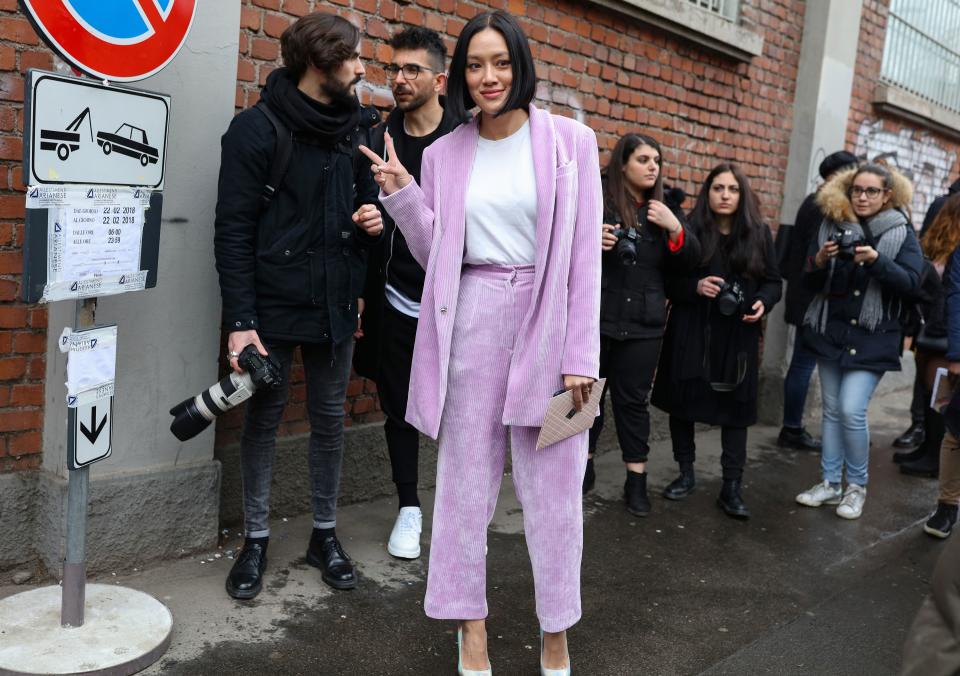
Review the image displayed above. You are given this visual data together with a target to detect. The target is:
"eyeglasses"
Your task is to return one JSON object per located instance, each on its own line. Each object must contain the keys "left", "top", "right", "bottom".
{"left": 384, "top": 63, "right": 436, "bottom": 81}
{"left": 849, "top": 186, "right": 887, "bottom": 198}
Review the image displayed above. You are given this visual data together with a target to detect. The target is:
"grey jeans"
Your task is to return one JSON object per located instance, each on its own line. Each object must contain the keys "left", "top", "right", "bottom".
{"left": 240, "top": 339, "right": 353, "bottom": 538}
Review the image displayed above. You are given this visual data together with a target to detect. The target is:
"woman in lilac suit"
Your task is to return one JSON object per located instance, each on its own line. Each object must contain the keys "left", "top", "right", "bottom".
{"left": 360, "top": 10, "right": 601, "bottom": 676}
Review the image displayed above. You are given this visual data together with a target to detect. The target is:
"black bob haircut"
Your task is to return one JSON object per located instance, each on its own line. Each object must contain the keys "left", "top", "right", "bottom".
{"left": 388, "top": 26, "right": 447, "bottom": 72}
{"left": 446, "top": 10, "right": 537, "bottom": 121}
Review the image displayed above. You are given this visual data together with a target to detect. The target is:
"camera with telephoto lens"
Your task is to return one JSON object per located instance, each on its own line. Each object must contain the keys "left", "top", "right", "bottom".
{"left": 828, "top": 228, "right": 865, "bottom": 260}
{"left": 715, "top": 281, "right": 745, "bottom": 317}
{"left": 169, "top": 344, "right": 282, "bottom": 441}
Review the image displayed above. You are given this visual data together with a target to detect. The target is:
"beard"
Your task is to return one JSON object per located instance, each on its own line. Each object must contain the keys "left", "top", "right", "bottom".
{"left": 393, "top": 84, "right": 432, "bottom": 113}
{"left": 320, "top": 74, "right": 361, "bottom": 109}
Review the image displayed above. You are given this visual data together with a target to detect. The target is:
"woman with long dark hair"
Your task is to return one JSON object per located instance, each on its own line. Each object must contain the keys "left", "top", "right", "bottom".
{"left": 795, "top": 163, "right": 922, "bottom": 519}
{"left": 651, "top": 163, "right": 782, "bottom": 519}
{"left": 361, "top": 10, "right": 601, "bottom": 675}
{"left": 584, "top": 133, "right": 700, "bottom": 519}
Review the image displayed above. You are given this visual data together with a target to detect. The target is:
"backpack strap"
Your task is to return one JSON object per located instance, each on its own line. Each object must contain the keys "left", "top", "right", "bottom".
{"left": 254, "top": 101, "right": 293, "bottom": 207}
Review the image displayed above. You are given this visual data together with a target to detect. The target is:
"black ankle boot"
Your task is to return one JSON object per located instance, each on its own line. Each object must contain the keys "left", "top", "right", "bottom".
{"left": 583, "top": 457, "right": 596, "bottom": 495}
{"left": 717, "top": 479, "right": 750, "bottom": 519}
{"left": 924, "top": 503, "right": 959, "bottom": 538}
{"left": 900, "top": 451, "right": 940, "bottom": 478}
{"left": 893, "top": 422, "right": 925, "bottom": 449}
{"left": 893, "top": 446, "right": 926, "bottom": 464}
{"left": 226, "top": 538, "right": 268, "bottom": 600}
{"left": 624, "top": 471, "right": 651, "bottom": 517}
{"left": 663, "top": 465, "right": 695, "bottom": 501}
{"left": 306, "top": 531, "right": 357, "bottom": 590}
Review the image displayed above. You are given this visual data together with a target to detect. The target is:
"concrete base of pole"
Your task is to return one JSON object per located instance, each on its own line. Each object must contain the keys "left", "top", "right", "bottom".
{"left": 0, "top": 584, "right": 172, "bottom": 675}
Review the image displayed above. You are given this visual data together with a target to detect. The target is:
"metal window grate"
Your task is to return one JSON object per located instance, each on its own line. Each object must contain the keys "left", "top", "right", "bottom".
{"left": 881, "top": 0, "right": 960, "bottom": 114}
{"left": 685, "top": 0, "right": 738, "bottom": 22}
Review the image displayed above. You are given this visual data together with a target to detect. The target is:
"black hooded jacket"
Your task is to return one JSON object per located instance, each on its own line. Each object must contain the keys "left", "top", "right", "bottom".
{"left": 214, "top": 68, "right": 380, "bottom": 345}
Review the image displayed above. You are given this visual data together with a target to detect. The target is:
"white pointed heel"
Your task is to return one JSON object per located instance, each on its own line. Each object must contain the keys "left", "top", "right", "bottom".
{"left": 457, "top": 627, "right": 492, "bottom": 676}
{"left": 540, "top": 629, "right": 571, "bottom": 676}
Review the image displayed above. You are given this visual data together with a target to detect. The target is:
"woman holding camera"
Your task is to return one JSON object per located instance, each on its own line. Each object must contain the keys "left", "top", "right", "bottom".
{"left": 361, "top": 10, "right": 601, "bottom": 675}
{"left": 584, "top": 133, "right": 700, "bottom": 518}
{"left": 795, "top": 163, "right": 922, "bottom": 519}
{"left": 651, "top": 163, "right": 781, "bottom": 519}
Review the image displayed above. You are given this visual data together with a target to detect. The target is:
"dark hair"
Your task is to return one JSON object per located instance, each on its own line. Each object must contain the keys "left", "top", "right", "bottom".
{"left": 447, "top": 10, "right": 536, "bottom": 121}
{"left": 854, "top": 162, "right": 894, "bottom": 190}
{"left": 690, "top": 163, "right": 766, "bottom": 279}
{"left": 389, "top": 26, "right": 447, "bottom": 72}
{"left": 281, "top": 12, "right": 360, "bottom": 81}
{"left": 602, "top": 133, "right": 664, "bottom": 231}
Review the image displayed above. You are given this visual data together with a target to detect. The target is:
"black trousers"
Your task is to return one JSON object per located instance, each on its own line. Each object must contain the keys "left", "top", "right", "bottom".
{"left": 669, "top": 415, "right": 747, "bottom": 481}
{"left": 377, "top": 302, "right": 420, "bottom": 490}
{"left": 588, "top": 335, "right": 662, "bottom": 463}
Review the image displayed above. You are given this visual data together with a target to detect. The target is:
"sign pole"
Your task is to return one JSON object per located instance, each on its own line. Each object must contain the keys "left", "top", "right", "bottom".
{"left": 61, "top": 299, "right": 95, "bottom": 627}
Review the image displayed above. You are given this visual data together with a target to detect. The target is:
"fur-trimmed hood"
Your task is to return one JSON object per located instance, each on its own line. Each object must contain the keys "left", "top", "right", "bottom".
{"left": 816, "top": 166, "right": 914, "bottom": 223}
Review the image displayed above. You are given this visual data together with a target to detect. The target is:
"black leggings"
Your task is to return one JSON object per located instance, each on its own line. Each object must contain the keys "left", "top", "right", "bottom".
{"left": 669, "top": 415, "right": 747, "bottom": 481}
{"left": 589, "top": 336, "right": 662, "bottom": 463}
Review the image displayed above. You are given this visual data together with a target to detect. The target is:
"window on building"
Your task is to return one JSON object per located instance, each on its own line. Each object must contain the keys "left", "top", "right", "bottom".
{"left": 881, "top": 0, "right": 960, "bottom": 114}
{"left": 685, "top": 0, "right": 739, "bottom": 22}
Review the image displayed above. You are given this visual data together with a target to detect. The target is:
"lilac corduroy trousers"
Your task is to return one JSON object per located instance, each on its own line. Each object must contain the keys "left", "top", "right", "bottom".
{"left": 424, "top": 264, "right": 588, "bottom": 633}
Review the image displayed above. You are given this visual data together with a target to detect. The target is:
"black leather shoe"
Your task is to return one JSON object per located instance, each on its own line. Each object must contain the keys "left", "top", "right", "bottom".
{"left": 717, "top": 479, "right": 751, "bottom": 520}
{"left": 582, "top": 457, "right": 596, "bottom": 495}
{"left": 893, "top": 422, "right": 925, "bottom": 449}
{"left": 777, "top": 426, "right": 821, "bottom": 451}
{"left": 893, "top": 446, "right": 926, "bottom": 464}
{"left": 307, "top": 534, "right": 357, "bottom": 590}
{"left": 225, "top": 542, "right": 267, "bottom": 600}
{"left": 924, "top": 503, "right": 959, "bottom": 538}
{"left": 900, "top": 453, "right": 939, "bottom": 478}
{"left": 624, "top": 471, "right": 651, "bottom": 517}
{"left": 662, "top": 468, "right": 695, "bottom": 501}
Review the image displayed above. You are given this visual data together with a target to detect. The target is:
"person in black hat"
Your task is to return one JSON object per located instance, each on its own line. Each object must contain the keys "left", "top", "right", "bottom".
{"left": 777, "top": 150, "right": 858, "bottom": 450}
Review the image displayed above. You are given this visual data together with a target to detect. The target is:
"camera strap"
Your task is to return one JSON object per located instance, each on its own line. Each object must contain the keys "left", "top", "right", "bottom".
{"left": 702, "top": 305, "right": 748, "bottom": 392}
{"left": 255, "top": 101, "right": 294, "bottom": 209}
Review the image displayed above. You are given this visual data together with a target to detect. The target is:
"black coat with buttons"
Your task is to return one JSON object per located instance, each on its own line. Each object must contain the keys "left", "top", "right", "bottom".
{"left": 214, "top": 103, "right": 380, "bottom": 345}
{"left": 599, "top": 199, "right": 700, "bottom": 340}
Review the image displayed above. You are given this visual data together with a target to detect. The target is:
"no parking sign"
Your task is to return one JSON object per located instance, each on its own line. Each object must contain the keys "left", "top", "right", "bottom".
{"left": 20, "top": 0, "right": 198, "bottom": 82}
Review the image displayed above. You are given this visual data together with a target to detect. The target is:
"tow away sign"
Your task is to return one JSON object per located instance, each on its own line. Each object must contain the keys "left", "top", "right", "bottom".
{"left": 24, "top": 70, "right": 170, "bottom": 188}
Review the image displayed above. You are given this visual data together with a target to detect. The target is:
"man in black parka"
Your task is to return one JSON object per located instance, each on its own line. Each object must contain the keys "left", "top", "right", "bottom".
{"left": 214, "top": 13, "right": 383, "bottom": 600}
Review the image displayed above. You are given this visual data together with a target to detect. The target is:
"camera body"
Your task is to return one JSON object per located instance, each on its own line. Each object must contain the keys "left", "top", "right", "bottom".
{"left": 169, "top": 345, "right": 282, "bottom": 442}
{"left": 829, "top": 228, "right": 865, "bottom": 260}
{"left": 611, "top": 224, "right": 639, "bottom": 265}
{"left": 715, "top": 281, "right": 745, "bottom": 317}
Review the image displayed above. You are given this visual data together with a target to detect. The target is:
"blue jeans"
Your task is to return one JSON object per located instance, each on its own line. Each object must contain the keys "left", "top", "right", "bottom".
{"left": 783, "top": 334, "right": 818, "bottom": 429}
{"left": 817, "top": 360, "right": 883, "bottom": 486}
{"left": 240, "top": 339, "right": 353, "bottom": 538}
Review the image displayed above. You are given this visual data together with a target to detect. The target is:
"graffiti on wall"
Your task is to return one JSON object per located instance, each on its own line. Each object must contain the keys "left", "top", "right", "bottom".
{"left": 855, "top": 119, "right": 957, "bottom": 220}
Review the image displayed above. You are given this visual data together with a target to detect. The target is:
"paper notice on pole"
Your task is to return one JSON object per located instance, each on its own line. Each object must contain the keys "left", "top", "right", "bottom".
{"left": 26, "top": 185, "right": 151, "bottom": 302}
{"left": 59, "top": 325, "right": 117, "bottom": 407}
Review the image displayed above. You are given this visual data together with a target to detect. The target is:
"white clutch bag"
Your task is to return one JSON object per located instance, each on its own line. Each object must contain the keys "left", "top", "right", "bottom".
{"left": 536, "top": 378, "right": 606, "bottom": 450}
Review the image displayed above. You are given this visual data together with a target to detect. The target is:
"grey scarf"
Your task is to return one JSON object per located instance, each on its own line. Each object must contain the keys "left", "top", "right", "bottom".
{"left": 803, "top": 208, "right": 909, "bottom": 333}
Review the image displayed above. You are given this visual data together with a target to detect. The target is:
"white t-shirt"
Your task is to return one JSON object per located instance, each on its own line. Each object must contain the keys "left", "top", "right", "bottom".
{"left": 463, "top": 121, "right": 538, "bottom": 266}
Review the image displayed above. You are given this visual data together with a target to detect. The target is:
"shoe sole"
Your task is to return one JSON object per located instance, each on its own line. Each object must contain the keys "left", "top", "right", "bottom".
{"left": 716, "top": 499, "right": 750, "bottom": 520}
{"left": 387, "top": 544, "right": 421, "bottom": 559}
{"left": 225, "top": 579, "right": 262, "bottom": 600}
{"left": 923, "top": 524, "right": 952, "bottom": 538}
{"left": 626, "top": 506, "right": 650, "bottom": 517}
{"left": 900, "top": 469, "right": 939, "bottom": 478}
{"left": 777, "top": 440, "right": 822, "bottom": 452}
{"left": 796, "top": 496, "right": 842, "bottom": 507}
{"left": 662, "top": 489, "right": 693, "bottom": 501}
{"left": 835, "top": 509, "right": 863, "bottom": 520}
{"left": 305, "top": 550, "right": 358, "bottom": 590}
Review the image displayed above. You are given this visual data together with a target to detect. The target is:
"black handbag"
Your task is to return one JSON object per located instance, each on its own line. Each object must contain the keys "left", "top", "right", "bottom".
{"left": 915, "top": 324, "right": 948, "bottom": 354}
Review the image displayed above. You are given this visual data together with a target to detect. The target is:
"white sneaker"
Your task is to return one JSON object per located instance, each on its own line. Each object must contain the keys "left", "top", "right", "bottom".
{"left": 387, "top": 506, "right": 422, "bottom": 559}
{"left": 795, "top": 481, "right": 843, "bottom": 507}
{"left": 836, "top": 484, "right": 867, "bottom": 520}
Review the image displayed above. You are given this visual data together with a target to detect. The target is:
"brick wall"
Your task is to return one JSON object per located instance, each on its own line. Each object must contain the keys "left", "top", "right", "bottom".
{"left": 217, "top": 0, "right": 806, "bottom": 449}
{"left": 0, "top": 5, "right": 53, "bottom": 472}
{"left": 847, "top": 0, "right": 960, "bottom": 220}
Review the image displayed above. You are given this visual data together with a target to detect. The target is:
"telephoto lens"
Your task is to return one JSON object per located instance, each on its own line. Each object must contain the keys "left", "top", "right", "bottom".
{"left": 169, "top": 345, "right": 282, "bottom": 441}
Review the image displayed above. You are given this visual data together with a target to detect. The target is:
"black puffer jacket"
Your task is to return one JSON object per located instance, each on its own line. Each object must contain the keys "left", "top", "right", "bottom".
{"left": 781, "top": 192, "right": 823, "bottom": 325}
{"left": 214, "top": 70, "right": 380, "bottom": 345}
{"left": 599, "top": 190, "right": 700, "bottom": 340}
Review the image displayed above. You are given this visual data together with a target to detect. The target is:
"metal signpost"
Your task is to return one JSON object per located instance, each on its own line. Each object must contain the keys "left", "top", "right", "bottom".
{"left": 0, "top": 2, "right": 197, "bottom": 674}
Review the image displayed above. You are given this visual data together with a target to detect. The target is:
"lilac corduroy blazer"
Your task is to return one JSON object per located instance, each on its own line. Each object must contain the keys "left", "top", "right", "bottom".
{"left": 379, "top": 104, "right": 602, "bottom": 439}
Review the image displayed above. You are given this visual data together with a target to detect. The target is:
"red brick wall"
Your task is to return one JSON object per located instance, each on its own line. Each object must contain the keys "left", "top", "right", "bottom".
{"left": 847, "top": 0, "right": 960, "bottom": 219}
{"left": 0, "top": 5, "right": 53, "bottom": 472}
{"left": 215, "top": 0, "right": 806, "bottom": 449}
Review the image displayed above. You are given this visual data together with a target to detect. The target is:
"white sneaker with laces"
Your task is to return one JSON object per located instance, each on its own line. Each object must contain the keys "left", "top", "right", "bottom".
{"left": 795, "top": 481, "right": 843, "bottom": 507}
{"left": 387, "top": 506, "right": 422, "bottom": 559}
{"left": 836, "top": 484, "right": 867, "bottom": 520}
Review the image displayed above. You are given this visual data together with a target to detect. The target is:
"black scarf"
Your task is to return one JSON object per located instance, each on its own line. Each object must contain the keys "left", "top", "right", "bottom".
{"left": 260, "top": 67, "right": 359, "bottom": 147}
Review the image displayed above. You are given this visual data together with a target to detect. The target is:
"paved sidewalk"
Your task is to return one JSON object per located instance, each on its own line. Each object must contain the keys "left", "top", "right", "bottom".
{"left": 1, "top": 384, "right": 944, "bottom": 675}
